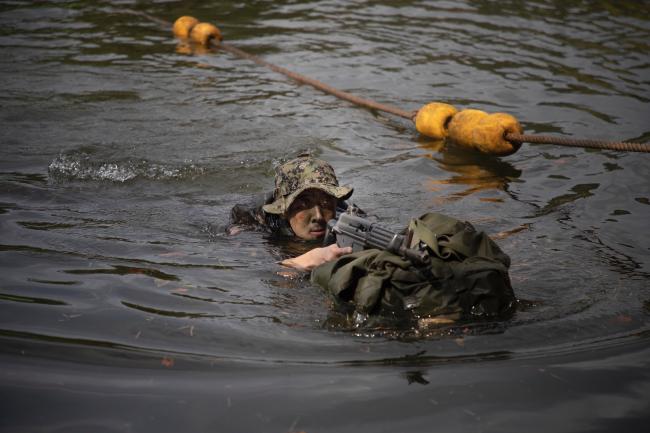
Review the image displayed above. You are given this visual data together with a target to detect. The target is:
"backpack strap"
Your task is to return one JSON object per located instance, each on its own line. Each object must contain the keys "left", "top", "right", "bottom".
{"left": 408, "top": 213, "right": 463, "bottom": 261}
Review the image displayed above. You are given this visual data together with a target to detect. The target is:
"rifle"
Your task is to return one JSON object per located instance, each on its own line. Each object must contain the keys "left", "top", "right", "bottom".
{"left": 323, "top": 211, "right": 430, "bottom": 265}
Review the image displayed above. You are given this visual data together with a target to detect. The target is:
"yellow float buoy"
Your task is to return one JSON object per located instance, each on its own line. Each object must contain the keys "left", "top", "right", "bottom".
{"left": 172, "top": 16, "right": 199, "bottom": 38}
{"left": 414, "top": 102, "right": 458, "bottom": 140}
{"left": 447, "top": 109, "right": 523, "bottom": 156}
{"left": 189, "top": 22, "right": 223, "bottom": 46}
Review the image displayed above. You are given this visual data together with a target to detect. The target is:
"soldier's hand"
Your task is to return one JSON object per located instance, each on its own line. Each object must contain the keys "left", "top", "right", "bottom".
{"left": 281, "top": 244, "right": 352, "bottom": 271}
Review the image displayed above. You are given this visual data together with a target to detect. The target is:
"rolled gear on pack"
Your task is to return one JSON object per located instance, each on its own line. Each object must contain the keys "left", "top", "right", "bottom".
{"left": 311, "top": 212, "right": 515, "bottom": 319}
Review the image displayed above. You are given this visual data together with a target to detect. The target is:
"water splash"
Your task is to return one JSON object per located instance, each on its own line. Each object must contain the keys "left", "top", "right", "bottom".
{"left": 48, "top": 152, "right": 205, "bottom": 182}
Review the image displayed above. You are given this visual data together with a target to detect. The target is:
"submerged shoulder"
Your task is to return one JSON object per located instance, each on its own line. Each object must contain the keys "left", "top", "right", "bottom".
{"left": 228, "top": 192, "right": 289, "bottom": 235}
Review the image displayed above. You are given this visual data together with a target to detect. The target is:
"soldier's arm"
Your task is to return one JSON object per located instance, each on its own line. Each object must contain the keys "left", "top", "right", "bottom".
{"left": 280, "top": 244, "right": 352, "bottom": 271}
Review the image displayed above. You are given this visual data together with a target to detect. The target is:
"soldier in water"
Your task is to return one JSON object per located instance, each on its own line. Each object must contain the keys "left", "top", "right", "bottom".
{"left": 228, "top": 155, "right": 516, "bottom": 321}
{"left": 228, "top": 155, "right": 355, "bottom": 270}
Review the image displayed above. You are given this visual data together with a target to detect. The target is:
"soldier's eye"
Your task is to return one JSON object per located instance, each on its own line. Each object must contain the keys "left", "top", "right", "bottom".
{"left": 291, "top": 191, "right": 336, "bottom": 213}
{"left": 292, "top": 199, "right": 308, "bottom": 211}
{"left": 320, "top": 197, "right": 336, "bottom": 208}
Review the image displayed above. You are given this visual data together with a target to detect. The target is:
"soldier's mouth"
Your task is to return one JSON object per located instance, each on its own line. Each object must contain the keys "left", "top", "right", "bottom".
{"left": 309, "top": 226, "right": 326, "bottom": 237}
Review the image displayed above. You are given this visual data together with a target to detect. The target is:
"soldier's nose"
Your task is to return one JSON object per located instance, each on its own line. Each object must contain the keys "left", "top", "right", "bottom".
{"left": 311, "top": 206, "right": 324, "bottom": 221}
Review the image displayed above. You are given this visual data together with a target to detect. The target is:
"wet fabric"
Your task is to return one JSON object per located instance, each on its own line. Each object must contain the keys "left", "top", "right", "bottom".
{"left": 311, "top": 212, "right": 515, "bottom": 318}
{"left": 229, "top": 191, "right": 292, "bottom": 235}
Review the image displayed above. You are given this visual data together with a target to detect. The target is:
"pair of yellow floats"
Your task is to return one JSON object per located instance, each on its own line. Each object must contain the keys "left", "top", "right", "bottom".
{"left": 173, "top": 16, "right": 523, "bottom": 156}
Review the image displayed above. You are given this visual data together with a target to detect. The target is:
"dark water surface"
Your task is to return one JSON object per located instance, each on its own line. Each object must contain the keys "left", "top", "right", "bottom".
{"left": 1, "top": 1, "right": 649, "bottom": 432}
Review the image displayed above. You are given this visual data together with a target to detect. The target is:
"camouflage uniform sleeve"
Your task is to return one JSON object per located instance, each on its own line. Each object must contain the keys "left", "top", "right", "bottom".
{"left": 227, "top": 192, "right": 289, "bottom": 235}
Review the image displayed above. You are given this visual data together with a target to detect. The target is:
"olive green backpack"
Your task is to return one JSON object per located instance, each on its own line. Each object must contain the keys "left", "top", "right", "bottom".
{"left": 311, "top": 212, "right": 515, "bottom": 319}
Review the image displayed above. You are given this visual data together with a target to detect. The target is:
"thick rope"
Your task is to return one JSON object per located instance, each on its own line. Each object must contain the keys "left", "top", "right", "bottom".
{"left": 506, "top": 133, "right": 649, "bottom": 153}
{"left": 126, "top": 9, "right": 171, "bottom": 28}
{"left": 221, "top": 44, "right": 650, "bottom": 153}
{"left": 127, "top": 9, "right": 649, "bottom": 154}
{"left": 220, "top": 44, "right": 416, "bottom": 120}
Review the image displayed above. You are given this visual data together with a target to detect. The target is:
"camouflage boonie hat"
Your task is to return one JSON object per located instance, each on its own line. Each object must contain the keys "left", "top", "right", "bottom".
{"left": 262, "top": 156, "right": 353, "bottom": 215}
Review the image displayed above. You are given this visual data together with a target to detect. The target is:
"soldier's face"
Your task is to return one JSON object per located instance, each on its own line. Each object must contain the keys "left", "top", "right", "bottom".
{"left": 286, "top": 189, "right": 337, "bottom": 240}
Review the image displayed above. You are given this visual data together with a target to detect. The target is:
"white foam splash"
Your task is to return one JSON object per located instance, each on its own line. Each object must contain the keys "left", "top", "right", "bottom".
{"left": 48, "top": 153, "right": 204, "bottom": 182}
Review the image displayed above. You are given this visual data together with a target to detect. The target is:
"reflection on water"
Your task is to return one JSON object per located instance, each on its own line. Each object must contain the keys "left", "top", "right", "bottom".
{"left": 1, "top": 0, "right": 649, "bottom": 430}
{"left": 532, "top": 183, "right": 600, "bottom": 216}
{"left": 420, "top": 143, "right": 523, "bottom": 205}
